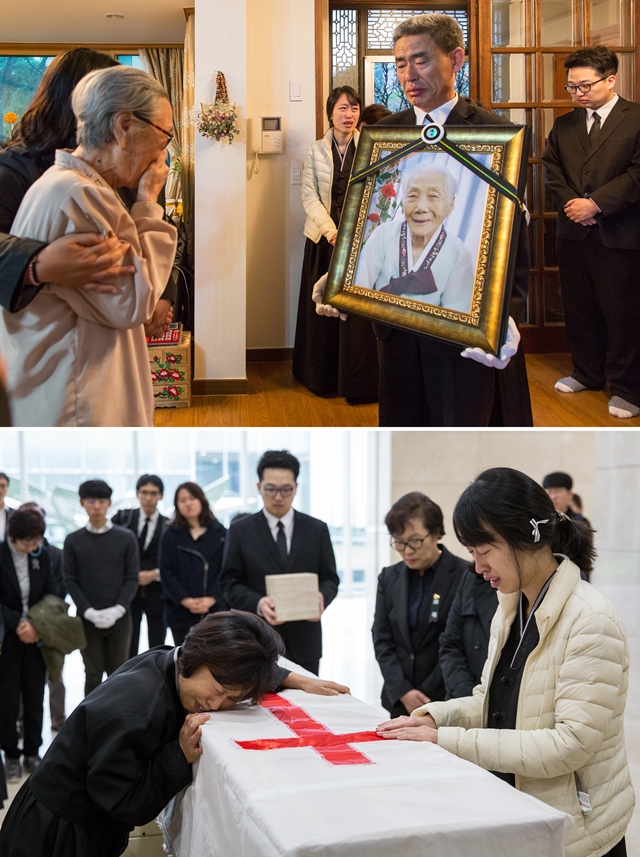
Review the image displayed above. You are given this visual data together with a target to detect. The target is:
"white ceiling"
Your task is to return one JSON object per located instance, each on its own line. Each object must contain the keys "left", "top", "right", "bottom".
{"left": 1, "top": 0, "right": 189, "bottom": 44}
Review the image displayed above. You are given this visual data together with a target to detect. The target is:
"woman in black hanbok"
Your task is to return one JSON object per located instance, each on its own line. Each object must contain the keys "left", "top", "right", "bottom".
{"left": 293, "top": 86, "right": 379, "bottom": 403}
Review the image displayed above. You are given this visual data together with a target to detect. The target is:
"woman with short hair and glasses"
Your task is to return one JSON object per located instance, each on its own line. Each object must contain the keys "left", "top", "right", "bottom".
{"left": 372, "top": 491, "right": 469, "bottom": 717}
{"left": 377, "top": 468, "right": 633, "bottom": 857}
{"left": 158, "top": 483, "right": 228, "bottom": 647}
{"left": 3, "top": 64, "right": 177, "bottom": 427}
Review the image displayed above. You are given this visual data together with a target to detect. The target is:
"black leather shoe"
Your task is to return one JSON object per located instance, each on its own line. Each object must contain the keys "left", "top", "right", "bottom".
{"left": 4, "top": 758, "right": 22, "bottom": 782}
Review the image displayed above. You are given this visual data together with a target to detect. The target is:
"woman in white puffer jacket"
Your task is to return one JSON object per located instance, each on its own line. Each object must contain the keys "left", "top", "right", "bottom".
{"left": 378, "top": 467, "right": 634, "bottom": 857}
{"left": 292, "top": 86, "right": 378, "bottom": 404}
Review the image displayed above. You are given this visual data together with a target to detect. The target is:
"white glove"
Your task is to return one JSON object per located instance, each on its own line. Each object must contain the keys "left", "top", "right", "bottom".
{"left": 83, "top": 607, "right": 101, "bottom": 626}
{"left": 97, "top": 605, "right": 126, "bottom": 629}
{"left": 460, "top": 317, "right": 520, "bottom": 370}
{"left": 312, "top": 273, "right": 347, "bottom": 321}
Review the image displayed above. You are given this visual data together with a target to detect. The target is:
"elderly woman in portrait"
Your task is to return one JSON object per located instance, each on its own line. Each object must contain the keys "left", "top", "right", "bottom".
{"left": 1, "top": 65, "right": 177, "bottom": 427}
{"left": 355, "top": 163, "right": 475, "bottom": 313}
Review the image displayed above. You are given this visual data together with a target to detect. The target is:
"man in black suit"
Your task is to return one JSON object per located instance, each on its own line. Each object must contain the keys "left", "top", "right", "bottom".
{"left": 371, "top": 13, "right": 532, "bottom": 427}
{"left": 542, "top": 46, "right": 640, "bottom": 419}
{"left": 219, "top": 450, "right": 340, "bottom": 675}
{"left": 111, "top": 474, "right": 168, "bottom": 658}
{"left": 0, "top": 507, "right": 56, "bottom": 780}
{"left": 372, "top": 492, "right": 467, "bottom": 717}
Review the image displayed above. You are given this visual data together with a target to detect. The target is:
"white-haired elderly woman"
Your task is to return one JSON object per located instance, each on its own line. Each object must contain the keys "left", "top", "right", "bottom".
{"left": 354, "top": 162, "right": 475, "bottom": 313}
{"left": 1, "top": 65, "right": 177, "bottom": 427}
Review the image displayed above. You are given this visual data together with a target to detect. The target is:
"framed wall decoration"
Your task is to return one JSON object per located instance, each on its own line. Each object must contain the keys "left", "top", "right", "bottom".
{"left": 325, "top": 123, "right": 530, "bottom": 354}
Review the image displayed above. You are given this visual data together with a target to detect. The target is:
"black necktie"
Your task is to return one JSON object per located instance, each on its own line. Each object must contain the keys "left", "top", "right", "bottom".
{"left": 276, "top": 521, "right": 288, "bottom": 562}
{"left": 422, "top": 112, "right": 435, "bottom": 125}
{"left": 139, "top": 517, "right": 150, "bottom": 553}
{"left": 589, "top": 111, "right": 602, "bottom": 148}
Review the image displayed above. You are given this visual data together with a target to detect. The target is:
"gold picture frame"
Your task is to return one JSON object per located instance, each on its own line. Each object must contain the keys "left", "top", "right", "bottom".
{"left": 325, "top": 124, "right": 530, "bottom": 354}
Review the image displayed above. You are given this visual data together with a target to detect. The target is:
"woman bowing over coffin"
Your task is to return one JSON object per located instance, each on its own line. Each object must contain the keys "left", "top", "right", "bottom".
{"left": 0, "top": 612, "right": 349, "bottom": 857}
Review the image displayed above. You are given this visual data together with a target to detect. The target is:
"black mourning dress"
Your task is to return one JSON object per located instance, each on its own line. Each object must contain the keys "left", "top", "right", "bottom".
{"left": 293, "top": 138, "right": 379, "bottom": 403}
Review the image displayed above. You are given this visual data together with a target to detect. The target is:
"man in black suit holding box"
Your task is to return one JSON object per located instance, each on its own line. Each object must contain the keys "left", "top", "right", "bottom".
{"left": 542, "top": 46, "right": 640, "bottom": 419}
{"left": 219, "top": 450, "right": 339, "bottom": 675}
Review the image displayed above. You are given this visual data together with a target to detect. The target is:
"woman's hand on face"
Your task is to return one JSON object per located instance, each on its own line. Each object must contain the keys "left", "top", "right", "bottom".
{"left": 36, "top": 233, "right": 134, "bottom": 293}
{"left": 137, "top": 154, "right": 170, "bottom": 203}
{"left": 179, "top": 712, "right": 210, "bottom": 764}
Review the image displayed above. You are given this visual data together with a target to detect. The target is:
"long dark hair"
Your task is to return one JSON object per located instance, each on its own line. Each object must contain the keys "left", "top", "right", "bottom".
{"left": 172, "top": 481, "right": 217, "bottom": 530}
{"left": 7, "top": 48, "right": 118, "bottom": 167}
{"left": 179, "top": 611, "right": 285, "bottom": 703}
{"left": 453, "top": 467, "right": 596, "bottom": 573}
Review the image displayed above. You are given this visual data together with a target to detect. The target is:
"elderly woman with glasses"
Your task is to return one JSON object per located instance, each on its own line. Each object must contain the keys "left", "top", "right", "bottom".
{"left": 2, "top": 65, "right": 177, "bottom": 427}
{"left": 372, "top": 491, "right": 469, "bottom": 717}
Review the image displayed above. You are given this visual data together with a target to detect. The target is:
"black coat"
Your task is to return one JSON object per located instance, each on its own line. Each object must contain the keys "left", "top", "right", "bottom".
{"left": 371, "top": 545, "right": 468, "bottom": 710}
{"left": 0, "top": 539, "right": 56, "bottom": 641}
{"left": 542, "top": 96, "right": 640, "bottom": 248}
{"left": 158, "top": 521, "right": 227, "bottom": 630}
{"left": 219, "top": 510, "right": 340, "bottom": 665}
{"left": 438, "top": 569, "right": 499, "bottom": 699}
{"left": 111, "top": 508, "right": 169, "bottom": 571}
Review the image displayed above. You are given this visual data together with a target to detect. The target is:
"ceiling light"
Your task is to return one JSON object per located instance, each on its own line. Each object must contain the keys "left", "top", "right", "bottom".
{"left": 106, "top": 13, "right": 124, "bottom": 19}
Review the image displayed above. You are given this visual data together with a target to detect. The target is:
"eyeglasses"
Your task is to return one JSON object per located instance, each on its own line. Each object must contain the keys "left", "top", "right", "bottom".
{"left": 260, "top": 484, "right": 296, "bottom": 498}
{"left": 390, "top": 534, "right": 431, "bottom": 552}
{"left": 563, "top": 77, "right": 608, "bottom": 95}
{"left": 133, "top": 112, "right": 174, "bottom": 145}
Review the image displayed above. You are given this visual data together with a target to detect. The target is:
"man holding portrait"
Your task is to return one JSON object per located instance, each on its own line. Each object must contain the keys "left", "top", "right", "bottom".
{"left": 368, "top": 13, "right": 532, "bottom": 427}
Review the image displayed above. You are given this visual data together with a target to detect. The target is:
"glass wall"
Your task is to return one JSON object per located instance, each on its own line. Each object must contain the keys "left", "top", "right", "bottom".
{"left": 0, "top": 429, "right": 382, "bottom": 596}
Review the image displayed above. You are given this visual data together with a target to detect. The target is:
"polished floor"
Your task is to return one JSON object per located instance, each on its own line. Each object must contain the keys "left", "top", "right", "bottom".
{"left": 154, "top": 355, "right": 640, "bottom": 428}
{"left": 1, "top": 574, "right": 638, "bottom": 852}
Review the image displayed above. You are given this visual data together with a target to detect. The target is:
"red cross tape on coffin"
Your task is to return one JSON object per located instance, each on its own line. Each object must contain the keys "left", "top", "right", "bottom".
{"left": 235, "top": 694, "right": 385, "bottom": 766}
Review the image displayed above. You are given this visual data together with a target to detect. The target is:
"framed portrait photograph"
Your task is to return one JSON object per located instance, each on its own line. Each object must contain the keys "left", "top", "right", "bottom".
{"left": 325, "top": 124, "right": 530, "bottom": 354}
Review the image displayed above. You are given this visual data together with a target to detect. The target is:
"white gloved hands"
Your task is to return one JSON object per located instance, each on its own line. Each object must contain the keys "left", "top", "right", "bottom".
{"left": 460, "top": 317, "right": 520, "bottom": 370}
{"left": 84, "top": 605, "right": 126, "bottom": 629}
{"left": 312, "top": 273, "right": 347, "bottom": 321}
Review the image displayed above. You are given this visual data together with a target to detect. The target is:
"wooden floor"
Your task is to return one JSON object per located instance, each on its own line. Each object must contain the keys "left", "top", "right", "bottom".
{"left": 154, "top": 354, "right": 640, "bottom": 428}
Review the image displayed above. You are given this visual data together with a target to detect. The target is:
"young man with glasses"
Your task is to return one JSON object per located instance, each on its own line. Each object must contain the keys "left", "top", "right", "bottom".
{"left": 372, "top": 491, "right": 467, "bottom": 717}
{"left": 543, "top": 46, "right": 640, "bottom": 419}
{"left": 111, "top": 475, "right": 169, "bottom": 658}
{"left": 219, "top": 450, "right": 339, "bottom": 675}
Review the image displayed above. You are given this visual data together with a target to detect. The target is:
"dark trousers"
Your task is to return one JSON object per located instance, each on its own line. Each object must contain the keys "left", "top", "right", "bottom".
{"left": 603, "top": 838, "right": 627, "bottom": 857}
{"left": 376, "top": 326, "right": 532, "bottom": 426}
{"left": 129, "top": 582, "right": 166, "bottom": 658}
{"left": 47, "top": 673, "right": 65, "bottom": 730}
{"left": 557, "top": 233, "right": 640, "bottom": 407}
{"left": 384, "top": 700, "right": 411, "bottom": 719}
{"left": 81, "top": 614, "right": 132, "bottom": 697}
{"left": 170, "top": 626, "right": 189, "bottom": 647}
{"left": 0, "top": 633, "right": 46, "bottom": 758}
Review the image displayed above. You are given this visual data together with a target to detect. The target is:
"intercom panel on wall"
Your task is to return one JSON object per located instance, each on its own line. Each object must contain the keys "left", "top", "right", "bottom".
{"left": 249, "top": 116, "right": 284, "bottom": 154}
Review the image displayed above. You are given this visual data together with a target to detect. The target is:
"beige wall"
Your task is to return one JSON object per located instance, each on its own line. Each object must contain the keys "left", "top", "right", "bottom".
{"left": 390, "top": 430, "right": 596, "bottom": 562}
{"left": 593, "top": 431, "right": 640, "bottom": 580}
{"left": 246, "top": 0, "right": 316, "bottom": 349}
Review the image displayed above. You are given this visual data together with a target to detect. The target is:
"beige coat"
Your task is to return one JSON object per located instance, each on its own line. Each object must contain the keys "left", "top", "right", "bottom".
{"left": 416, "top": 558, "right": 635, "bottom": 857}
{"left": 302, "top": 128, "right": 359, "bottom": 243}
{"left": 2, "top": 150, "right": 177, "bottom": 426}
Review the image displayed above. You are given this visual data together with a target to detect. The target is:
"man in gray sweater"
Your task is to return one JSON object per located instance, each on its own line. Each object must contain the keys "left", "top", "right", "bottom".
{"left": 64, "top": 480, "right": 138, "bottom": 696}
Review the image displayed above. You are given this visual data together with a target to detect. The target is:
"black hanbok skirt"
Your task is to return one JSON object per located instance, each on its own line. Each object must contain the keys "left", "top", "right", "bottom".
{"left": 292, "top": 236, "right": 379, "bottom": 402}
{"left": 0, "top": 781, "right": 129, "bottom": 857}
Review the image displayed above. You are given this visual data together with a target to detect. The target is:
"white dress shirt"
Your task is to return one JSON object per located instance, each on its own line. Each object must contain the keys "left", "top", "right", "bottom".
{"left": 262, "top": 507, "right": 295, "bottom": 553}
{"left": 137, "top": 508, "right": 160, "bottom": 552}
{"left": 586, "top": 93, "right": 618, "bottom": 132}
{"left": 413, "top": 94, "right": 459, "bottom": 127}
{"left": 86, "top": 519, "right": 113, "bottom": 535}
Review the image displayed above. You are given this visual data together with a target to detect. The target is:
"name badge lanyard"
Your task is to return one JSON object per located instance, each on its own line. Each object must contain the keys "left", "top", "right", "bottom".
{"left": 349, "top": 122, "right": 525, "bottom": 213}
{"left": 510, "top": 572, "right": 556, "bottom": 671}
